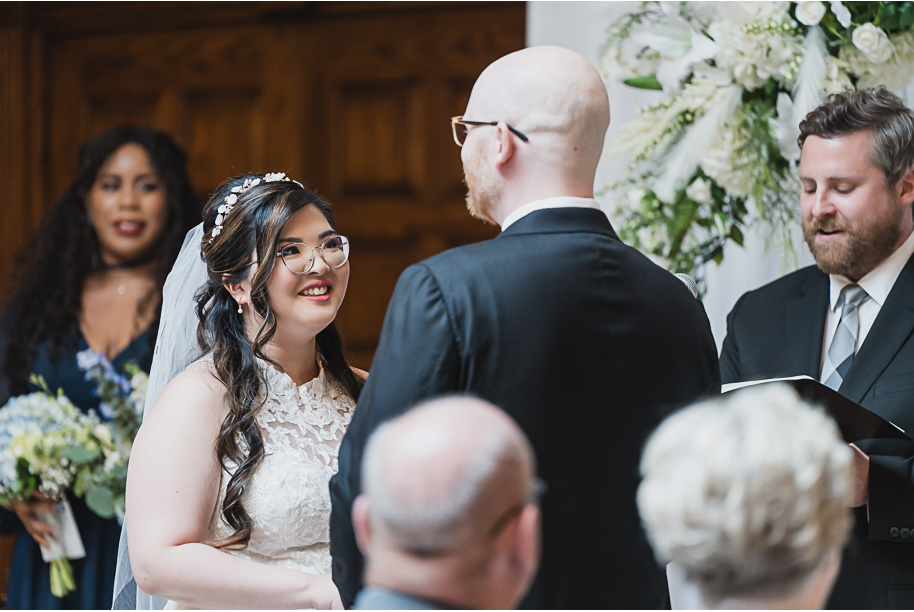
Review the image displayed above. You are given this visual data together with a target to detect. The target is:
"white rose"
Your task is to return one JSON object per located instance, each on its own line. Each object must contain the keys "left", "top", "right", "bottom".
{"left": 853, "top": 23, "right": 895, "bottom": 64}
{"left": 795, "top": 1, "right": 826, "bottom": 26}
{"left": 686, "top": 178, "right": 713, "bottom": 204}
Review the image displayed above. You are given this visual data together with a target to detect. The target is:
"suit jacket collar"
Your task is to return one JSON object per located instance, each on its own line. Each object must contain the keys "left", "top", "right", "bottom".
{"left": 841, "top": 252, "right": 914, "bottom": 403}
{"left": 498, "top": 207, "right": 618, "bottom": 240}
{"left": 354, "top": 587, "right": 458, "bottom": 610}
{"left": 787, "top": 267, "right": 830, "bottom": 378}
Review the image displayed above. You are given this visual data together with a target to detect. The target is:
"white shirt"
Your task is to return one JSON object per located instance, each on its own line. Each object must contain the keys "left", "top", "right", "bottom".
{"left": 819, "top": 228, "right": 914, "bottom": 381}
{"left": 500, "top": 196, "right": 603, "bottom": 231}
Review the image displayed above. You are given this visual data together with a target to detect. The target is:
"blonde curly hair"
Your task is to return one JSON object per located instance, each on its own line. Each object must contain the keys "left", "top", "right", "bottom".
{"left": 637, "top": 383, "right": 854, "bottom": 604}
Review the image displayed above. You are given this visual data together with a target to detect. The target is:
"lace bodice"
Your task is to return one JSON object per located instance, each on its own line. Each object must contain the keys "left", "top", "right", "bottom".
{"left": 208, "top": 359, "right": 354, "bottom": 572}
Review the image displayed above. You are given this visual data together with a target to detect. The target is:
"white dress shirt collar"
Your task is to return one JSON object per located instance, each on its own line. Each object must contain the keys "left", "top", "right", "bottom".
{"left": 828, "top": 228, "right": 914, "bottom": 311}
{"left": 500, "top": 197, "right": 602, "bottom": 231}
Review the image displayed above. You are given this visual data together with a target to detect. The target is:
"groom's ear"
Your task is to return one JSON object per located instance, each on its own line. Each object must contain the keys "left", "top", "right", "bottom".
{"left": 352, "top": 495, "right": 373, "bottom": 554}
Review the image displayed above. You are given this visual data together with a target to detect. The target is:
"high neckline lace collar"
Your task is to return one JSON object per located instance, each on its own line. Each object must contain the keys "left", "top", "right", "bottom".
{"left": 255, "top": 357, "right": 331, "bottom": 405}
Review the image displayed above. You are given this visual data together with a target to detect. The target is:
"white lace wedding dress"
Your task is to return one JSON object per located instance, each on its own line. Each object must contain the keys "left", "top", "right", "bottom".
{"left": 165, "top": 358, "right": 355, "bottom": 610}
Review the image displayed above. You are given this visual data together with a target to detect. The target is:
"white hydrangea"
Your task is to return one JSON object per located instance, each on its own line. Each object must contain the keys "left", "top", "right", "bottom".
{"left": 822, "top": 56, "right": 854, "bottom": 93}
{"left": 699, "top": 129, "right": 754, "bottom": 198}
{"left": 709, "top": 2, "right": 803, "bottom": 90}
{"left": 686, "top": 178, "right": 713, "bottom": 204}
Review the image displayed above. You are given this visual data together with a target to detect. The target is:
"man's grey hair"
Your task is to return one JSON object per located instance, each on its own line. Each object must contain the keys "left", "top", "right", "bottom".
{"left": 799, "top": 86, "right": 914, "bottom": 186}
{"left": 360, "top": 398, "right": 532, "bottom": 556}
{"left": 637, "top": 384, "right": 854, "bottom": 603}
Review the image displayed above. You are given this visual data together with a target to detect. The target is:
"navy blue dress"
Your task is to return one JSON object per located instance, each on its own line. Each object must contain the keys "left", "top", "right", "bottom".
{"left": 0, "top": 329, "right": 153, "bottom": 610}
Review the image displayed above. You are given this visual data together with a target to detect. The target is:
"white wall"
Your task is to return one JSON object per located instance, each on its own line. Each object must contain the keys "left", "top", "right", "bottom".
{"left": 526, "top": 1, "right": 815, "bottom": 351}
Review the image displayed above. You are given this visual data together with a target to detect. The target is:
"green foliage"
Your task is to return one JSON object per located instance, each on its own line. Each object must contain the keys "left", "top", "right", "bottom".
{"left": 61, "top": 444, "right": 100, "bottom": 464}
{"left": 624, "top": 76, "right": 663, "bottom": 90}
{"left": 85, "top": 485, "right": 116, "bottom": 519}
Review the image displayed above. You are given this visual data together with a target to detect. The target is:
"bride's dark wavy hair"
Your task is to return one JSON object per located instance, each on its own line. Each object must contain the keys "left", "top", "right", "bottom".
{"left": 196, "top": 174, "right": 363, "bottom": 549}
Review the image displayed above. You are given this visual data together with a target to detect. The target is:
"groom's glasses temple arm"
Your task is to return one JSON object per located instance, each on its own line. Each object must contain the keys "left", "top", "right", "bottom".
{"left": 450, "top": 116, "right": 530, "bottom": 147}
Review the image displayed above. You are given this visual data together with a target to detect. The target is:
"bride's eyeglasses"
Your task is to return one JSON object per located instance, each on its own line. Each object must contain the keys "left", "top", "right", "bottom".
{"left": 275, "top": 235, "right": 350, "bottom": 274}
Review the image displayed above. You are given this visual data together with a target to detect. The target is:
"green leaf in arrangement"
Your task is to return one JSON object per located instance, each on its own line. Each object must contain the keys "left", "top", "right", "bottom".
{"left": 711, "top": 245, "right": 725, "bottom": 265}
{"left": 623, "top": 75, "right": 663, "bottom": 90}
{"left": 730, "top": 224, "right": 745, "bottom": 247}
{"left": 85, "top": 485, "right": 116, "bottom": 519}
{"left": 880, "top": 2, "right": 900, "bottom": 30}
{"left": 900, "top": 3, "right": 914, "bottom": 28}
{"left": 61, "top": 444, "right": 100, "bottom": 464}
{"left": 73, "top": 466, "right": 92, "bottom": 497}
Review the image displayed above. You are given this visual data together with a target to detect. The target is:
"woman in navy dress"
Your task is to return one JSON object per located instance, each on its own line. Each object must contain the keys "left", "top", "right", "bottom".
{"left": 0, "top": 126, "right": 198, "bottom": 609}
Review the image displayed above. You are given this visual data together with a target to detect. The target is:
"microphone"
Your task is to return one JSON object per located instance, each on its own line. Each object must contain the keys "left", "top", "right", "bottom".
{"left": 674, "top": 272, "right": 698, "bottom": 298}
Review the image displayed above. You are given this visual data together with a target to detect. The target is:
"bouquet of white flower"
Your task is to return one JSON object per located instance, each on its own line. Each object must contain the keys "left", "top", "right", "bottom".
{"left": 601, "top": 1, "right": 914, "bottom": 285}
{"left": 0, "top": 375, "right": 117, "bottom": 597}
{"left": 0, "top": 353, "right": 148, "bottom": 597}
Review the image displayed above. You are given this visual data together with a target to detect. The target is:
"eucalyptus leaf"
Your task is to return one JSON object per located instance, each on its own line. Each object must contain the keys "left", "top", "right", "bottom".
{"left": 62, "top": 444, "right": 100, "bottom": 464}
{"left": 85, "top": 486, "right": 116, "bottom": 519}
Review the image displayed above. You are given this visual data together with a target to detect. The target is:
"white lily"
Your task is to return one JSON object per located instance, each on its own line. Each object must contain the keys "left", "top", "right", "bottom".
{"left": 630, "top": 10, "right": 718, "bottom": 93}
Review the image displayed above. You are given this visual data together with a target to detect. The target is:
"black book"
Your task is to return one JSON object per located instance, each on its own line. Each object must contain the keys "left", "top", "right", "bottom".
{"left": 722, "top": 375, "right": 909, "bottom": 443}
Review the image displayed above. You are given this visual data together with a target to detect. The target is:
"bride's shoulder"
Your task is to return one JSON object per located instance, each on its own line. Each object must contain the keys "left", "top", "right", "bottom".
{"left": 149, "top": 359, "right": 227, "bottom": 421}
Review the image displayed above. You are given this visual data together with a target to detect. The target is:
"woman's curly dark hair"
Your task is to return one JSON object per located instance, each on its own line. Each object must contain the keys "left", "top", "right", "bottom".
{"left": 1, "top": 125, "right": 199, "bottom": 397}
{"left": 196, "top": 174, "right": 363, "bottom": 549}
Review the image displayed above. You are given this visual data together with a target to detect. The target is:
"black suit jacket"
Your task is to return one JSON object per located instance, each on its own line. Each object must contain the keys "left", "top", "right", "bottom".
{"left": 330, "top": 208, "right": 721, "bottom": 609}
{"left": 720, "top": 258, "right": 914, "bottom": 609}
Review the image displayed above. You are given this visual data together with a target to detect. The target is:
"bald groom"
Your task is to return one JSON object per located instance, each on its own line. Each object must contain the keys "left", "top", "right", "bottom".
{"left": 330, "top": 46, "right": 720, "bottom": 609}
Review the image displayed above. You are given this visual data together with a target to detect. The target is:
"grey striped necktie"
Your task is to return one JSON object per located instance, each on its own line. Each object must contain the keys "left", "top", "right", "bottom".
{"left": 823, "top": 284, "right": 869, "bottom": 391}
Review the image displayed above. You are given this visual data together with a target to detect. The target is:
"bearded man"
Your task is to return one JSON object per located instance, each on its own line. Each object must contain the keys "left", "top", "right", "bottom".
{"left": 720, "top": 87, "right": 914, "bottom": 609}
{"left": 329, "top": 46, "right": 720, "bottom": 609}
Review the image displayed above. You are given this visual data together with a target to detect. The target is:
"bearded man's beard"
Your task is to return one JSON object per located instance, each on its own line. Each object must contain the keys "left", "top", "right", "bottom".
{"left": 803, "top": 207, "right": 903, "bottom": 280}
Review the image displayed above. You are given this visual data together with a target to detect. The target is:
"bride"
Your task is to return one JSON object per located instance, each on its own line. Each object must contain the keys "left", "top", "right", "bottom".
{"left": 124, "top": 173, "right": 363, "bottom": 609}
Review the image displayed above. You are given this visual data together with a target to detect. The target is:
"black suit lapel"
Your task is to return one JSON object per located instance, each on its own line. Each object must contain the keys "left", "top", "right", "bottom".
{"left": 841, "top": 255, "right": 914, "bottom": 403}
{"left": 787, "top": 270, "right": 829, "bottom": 377}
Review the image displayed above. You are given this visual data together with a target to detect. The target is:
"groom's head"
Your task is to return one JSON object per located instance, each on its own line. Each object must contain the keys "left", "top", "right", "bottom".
{"left": 352, "top": 396, "right": 541, "bottom": 610}
{"left": 455, "top": 46, "right": 610, "bottom": 227}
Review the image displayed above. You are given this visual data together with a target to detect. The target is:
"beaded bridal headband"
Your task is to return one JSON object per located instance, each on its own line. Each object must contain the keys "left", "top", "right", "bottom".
{"left": 210, "top": 172, "right": 304, "bottom": 242}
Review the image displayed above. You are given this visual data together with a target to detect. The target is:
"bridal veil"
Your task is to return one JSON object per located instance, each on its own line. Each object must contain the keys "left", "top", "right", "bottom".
{"left": 112, "top": 223, "right": 207, "bottom": 610}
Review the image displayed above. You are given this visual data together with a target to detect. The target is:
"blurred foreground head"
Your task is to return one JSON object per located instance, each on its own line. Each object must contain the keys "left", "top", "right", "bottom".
{"left": 638, "top": 384, "right": 854, "bottom": 609}
{"left": 353, "top": 396, "right": 540, "bottom": 610}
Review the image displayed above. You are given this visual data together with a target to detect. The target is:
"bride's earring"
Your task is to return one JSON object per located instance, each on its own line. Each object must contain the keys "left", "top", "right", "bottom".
{"left": 237, "top": 301, "right": 244, "bottom": 314}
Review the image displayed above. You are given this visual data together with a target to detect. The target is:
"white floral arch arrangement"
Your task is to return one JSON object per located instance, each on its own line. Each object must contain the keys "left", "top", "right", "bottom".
{"left": 600, "top": 1, "right": 914, "bottom": 284}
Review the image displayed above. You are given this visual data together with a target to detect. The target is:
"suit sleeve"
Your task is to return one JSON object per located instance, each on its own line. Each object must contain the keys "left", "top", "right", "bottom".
{"left": 719, "top": 294, "right": 745, "bottom": 385}
{"left": 330, "top": 263, "right": 461, "bottom": 607}
{"left": 867, "top": 454, "right": 914, "bottom": 543}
